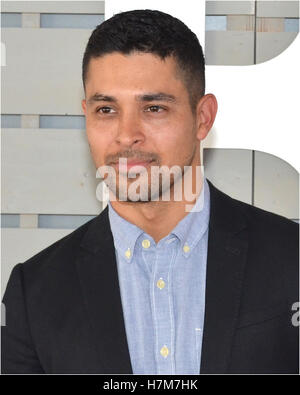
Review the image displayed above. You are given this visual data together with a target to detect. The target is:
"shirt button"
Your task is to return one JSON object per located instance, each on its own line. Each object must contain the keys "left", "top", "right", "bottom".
{"left": 160, "top": 345, "right": 169, "bottom": 358}
{"left": 142, "top": 239, "right": 151, "bottom": 249}
{"left": 125, "top": 248, "right": 131, "bottom": 259}
{"left": 157, "top": 278, "right": 165, "bottom": 289}
{"left": 183, "top": 244, "right": 190, "bottom": 253}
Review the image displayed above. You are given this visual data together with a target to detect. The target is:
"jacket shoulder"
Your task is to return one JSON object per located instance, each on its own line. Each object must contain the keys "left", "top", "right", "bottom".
{"left": 234, "top": 196, "right": 298, "bottom": 234}
{"left": 207, "top": 179, "right": 298, "bottom": 274}
{"left": 18, "top": 208, "right": 109, "bottom": 274}
{"left": 208, "top": 181, "right": 299, "bottom": 307}
{"left": 208, "top": 179, "right": 298, "bottom": 238}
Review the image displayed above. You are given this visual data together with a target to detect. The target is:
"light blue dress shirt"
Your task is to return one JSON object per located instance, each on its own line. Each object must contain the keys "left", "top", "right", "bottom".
{"left": 108, "top": 178, "right": 210, "bottom": 374}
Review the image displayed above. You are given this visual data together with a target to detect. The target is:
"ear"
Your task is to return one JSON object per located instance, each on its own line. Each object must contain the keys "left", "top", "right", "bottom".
{"left": 195, "top": 94, "right": 218, "bottom": 141}
{"left": 81, "top": 99, "right": 87, "bottom": 115}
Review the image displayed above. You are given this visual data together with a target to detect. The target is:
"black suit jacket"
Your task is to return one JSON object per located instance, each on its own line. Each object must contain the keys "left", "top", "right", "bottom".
{"left": 1, "top": 180, "right": 299, "bottom": 374}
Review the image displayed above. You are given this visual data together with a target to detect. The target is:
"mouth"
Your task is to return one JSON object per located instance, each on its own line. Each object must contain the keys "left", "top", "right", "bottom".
{"left": 111, "top": 159, "right": 155, "bottom": 172}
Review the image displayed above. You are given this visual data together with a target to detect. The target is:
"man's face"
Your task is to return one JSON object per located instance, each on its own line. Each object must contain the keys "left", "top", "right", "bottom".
{"left": 82, "top": 52, "right": 201, "bottom": 201}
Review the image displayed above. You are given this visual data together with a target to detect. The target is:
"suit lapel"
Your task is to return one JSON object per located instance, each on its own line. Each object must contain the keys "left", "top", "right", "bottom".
{"left": 75, "top": 208, "right": 133, "bottom": 374}
{"left": 200, "top": 181, "right": 249, "bottom": 374}
{"left": 74, "top": 181, "right": 249, "bottom": 374}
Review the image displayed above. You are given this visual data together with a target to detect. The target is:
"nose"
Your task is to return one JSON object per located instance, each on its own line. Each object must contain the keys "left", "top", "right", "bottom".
{"left": 115, "top": 111, "right": 145, "bottom": 148}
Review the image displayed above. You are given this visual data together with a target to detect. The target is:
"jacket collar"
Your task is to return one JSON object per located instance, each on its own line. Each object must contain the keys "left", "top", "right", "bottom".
{"left": 76, "top": 208, "right": 133, "bottom": 373}
{"left": 200, "top": 179, "right": 249, "bottom": 374}
{"left": 77, "top": 179, "right": 249, "bottom": 374}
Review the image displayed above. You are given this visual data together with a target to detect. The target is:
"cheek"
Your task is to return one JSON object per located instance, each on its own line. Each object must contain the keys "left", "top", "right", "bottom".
{"left": 85, "top": 127, "right": 109, "bottom": 166}
{"left": 156, "top": 124, "right": 196, "bottom": 160}
{"left": 86, "top": 114, "right": 117, "bottom": 144}
{"left": 86, "top": 117, "right": 113, "bottom": 145}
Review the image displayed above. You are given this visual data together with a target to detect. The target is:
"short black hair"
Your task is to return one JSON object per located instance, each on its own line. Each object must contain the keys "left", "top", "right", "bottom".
{"left": 82, "top": 9, "right": 205, "bottom": 112}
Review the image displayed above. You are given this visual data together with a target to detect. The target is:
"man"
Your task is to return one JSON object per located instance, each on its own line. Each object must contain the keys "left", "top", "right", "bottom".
{"left": 2, "top": 10, "right": 299, "bottom": 374}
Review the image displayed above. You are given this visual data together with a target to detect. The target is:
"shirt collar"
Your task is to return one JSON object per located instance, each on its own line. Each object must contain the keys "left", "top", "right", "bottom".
{"left": 170, "top": 177, "right": 210, "bottom": 257}
{"left": 108, "top": 202, "right": 143, "bottom": 263}
{"left": 108, "top": 177, "right": 210, "bottom": 262}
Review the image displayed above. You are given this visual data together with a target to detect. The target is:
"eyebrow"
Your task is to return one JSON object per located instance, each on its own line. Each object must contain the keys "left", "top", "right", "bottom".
{"left": 87, "top": 93, "right": 116, "bottom": 104}
{"left": 137, "top": 93, "right": 177, "bottom": 103}
{"left": 87, "top": 92, "right": 177, "bottom": 104}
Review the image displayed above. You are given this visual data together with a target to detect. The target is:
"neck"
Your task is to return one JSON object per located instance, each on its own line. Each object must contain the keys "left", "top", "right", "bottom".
{"left": 109, "top": 159, "right": 203, "bottom": 243}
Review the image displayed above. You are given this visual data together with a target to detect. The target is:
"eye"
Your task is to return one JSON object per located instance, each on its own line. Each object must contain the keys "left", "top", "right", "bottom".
{"left": 96, "top": 106, "right": 116, "bottom": 114}
{"left": 145, "top": 105, "right": 165, "bottom": 113}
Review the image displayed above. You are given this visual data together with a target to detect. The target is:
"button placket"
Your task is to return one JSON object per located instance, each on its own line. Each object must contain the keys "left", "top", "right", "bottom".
{"left": 152, "top": 239, "right": 176, "bottom": 374}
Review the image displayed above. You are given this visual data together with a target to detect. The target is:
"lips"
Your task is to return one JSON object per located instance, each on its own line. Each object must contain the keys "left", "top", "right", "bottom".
{"left": 111, "top": 158, "right": 154, "bottom": 172}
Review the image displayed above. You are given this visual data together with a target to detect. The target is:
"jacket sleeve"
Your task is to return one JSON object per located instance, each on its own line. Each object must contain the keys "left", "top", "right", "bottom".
{"left": 1, "top": 263, "right": 44, "bottom": 374}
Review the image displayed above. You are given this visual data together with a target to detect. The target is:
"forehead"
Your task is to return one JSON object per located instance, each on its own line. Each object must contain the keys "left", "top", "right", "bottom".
{"left": 85, "top": 52, "right": 187, "bottom": 96}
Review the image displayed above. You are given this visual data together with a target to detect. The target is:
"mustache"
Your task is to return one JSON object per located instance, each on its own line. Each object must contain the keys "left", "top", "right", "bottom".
{"left": 106, "top": 150, "right": 161, "bottom": 165}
